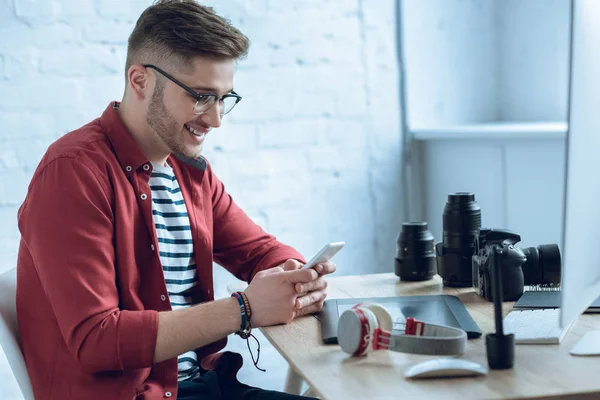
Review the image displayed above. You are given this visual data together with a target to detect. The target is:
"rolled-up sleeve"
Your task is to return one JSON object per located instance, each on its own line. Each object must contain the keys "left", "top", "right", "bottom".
{"left": 18, "top": 156, "right": 158, "bottom": 373}
{"left": 209, "top": 167, "right": 305, "bottom": 282}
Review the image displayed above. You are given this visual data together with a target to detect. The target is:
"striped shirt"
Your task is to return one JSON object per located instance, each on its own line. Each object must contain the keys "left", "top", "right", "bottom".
{"left": 149, "top": 162, "right": 200, "bottom": 382}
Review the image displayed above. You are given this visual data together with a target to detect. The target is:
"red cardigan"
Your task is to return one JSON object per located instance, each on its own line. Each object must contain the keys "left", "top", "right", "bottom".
{"left": 16, "top": 102, "right": 303, "bottom": 399}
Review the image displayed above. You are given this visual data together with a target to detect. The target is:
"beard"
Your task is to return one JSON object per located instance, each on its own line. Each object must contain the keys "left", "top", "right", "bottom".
{"left": 146, "top": 83, "right": 203, "bottom": 159}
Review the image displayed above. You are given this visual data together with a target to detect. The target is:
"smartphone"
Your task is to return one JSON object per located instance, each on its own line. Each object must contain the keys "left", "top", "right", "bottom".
{"left": 302, "top": 241, "right": 346, "bottom": 270}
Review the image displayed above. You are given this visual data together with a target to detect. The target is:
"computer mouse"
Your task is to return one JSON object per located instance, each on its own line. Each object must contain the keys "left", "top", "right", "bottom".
{"left": 403, "top": 358, "right": 488, "bottom": 379}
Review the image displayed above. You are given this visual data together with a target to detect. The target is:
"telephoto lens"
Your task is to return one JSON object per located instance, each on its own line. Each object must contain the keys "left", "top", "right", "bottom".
{"left": 521, "top": 244, "right": 562, "bottom": 286}
{"left": 436, "top": 193, "right": 482, "bottom": 287}
{"left": 395, "top": 222, "right": 437, "bottom": 281}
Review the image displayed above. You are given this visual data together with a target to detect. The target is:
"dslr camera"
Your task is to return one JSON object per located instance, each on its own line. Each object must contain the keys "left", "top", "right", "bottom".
{"left": 472, "top": 228, "right": 562, "bottom": 302}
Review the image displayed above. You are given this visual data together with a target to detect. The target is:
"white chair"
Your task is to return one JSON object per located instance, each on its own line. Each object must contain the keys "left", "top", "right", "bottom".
{"left": 0, "top": 268, "right": 35, "bottom": 399}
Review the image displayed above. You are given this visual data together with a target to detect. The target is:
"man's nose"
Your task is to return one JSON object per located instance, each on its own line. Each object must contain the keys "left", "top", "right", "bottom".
{"left": 200, "top": 103, "right": 222, "bottom": 128}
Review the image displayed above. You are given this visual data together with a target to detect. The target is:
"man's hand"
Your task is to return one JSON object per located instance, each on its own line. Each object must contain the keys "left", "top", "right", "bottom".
{"left": 244, "top": 264, "right": 319, "bottom": 327}
{"left": 294, "top": 260, "right": 335, "bottom": 315}
{"left": 244, "top": 259, "right": 337, "bottom": 327}
{"left": 280, "top": 259, "right": 337, "bottom": 317}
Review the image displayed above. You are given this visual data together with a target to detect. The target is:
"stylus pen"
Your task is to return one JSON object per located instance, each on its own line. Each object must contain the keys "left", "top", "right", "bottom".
{"left": 486, "top": 247, "right": 514, "bottom": 369}
{"left": 492, "top": 248, "right": 504, "bottom": 335}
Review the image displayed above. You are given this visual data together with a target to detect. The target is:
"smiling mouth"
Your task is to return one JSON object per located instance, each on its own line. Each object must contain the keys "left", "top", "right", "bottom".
{"left": 185, "top": 123, "right": 207, "bottom": 137}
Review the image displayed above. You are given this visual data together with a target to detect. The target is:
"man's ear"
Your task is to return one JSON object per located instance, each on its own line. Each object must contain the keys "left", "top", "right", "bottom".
{"left": 127, "top": 64, "right": 152, "bottom": 100}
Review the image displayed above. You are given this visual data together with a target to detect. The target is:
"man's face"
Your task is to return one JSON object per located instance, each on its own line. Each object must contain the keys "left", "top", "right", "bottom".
{"left": 146, "top": 57, "right": 235, "bottom": 159}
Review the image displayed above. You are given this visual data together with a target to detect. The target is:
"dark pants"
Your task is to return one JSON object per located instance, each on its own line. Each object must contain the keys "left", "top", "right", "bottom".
{"left": 177, "top": 370, "right": 317, "bottom": 400}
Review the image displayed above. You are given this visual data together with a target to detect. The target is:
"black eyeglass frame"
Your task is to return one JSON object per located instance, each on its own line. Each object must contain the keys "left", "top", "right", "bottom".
{"left": 143, "top": 64, "right": 242, "bottom": 115}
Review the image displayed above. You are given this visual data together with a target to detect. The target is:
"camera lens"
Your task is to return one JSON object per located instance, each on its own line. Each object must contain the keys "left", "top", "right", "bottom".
{"left": 521, "top": 244, "right": 561, "bottom": 285}
{"left": 395, "top": 222, "right": 437, "bottom": 281}
{"left": 436, "top": 192, "right": 481, "bottom": 287}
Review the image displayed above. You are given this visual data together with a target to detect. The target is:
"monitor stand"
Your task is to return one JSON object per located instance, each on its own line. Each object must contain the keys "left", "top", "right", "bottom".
{"left": 570, "top": 331, "right": 600, "bottom": 356}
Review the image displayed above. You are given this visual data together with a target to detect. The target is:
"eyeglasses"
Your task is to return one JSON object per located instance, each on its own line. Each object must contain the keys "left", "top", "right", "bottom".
{"left": 143, "top": 64, "right": 242, "bottom": 116}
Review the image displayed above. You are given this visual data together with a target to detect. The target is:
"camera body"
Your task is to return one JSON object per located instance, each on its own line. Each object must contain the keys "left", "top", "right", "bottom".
{"left": 472, "top": 228, "right": 562, "bottom": 301}
{"left": 472, "top": 229, "right": 526, "bottom": 301}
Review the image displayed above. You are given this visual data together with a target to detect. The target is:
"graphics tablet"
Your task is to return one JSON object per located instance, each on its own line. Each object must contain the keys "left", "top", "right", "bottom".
{"left": 317, "top": 295, "right": 482, "bottom": 344}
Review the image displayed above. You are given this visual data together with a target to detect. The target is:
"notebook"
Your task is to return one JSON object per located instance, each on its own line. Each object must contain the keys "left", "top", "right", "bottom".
{"left": 513, "top": 290, "right": 600, "bottom": 312}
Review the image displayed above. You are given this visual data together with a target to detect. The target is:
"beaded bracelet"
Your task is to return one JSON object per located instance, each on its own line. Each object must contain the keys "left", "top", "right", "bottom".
{"left": 230, "top": 291, "right": 264, "bottom": 372}
{"left": 231, "top": 292, "right": 247, "bottom": 331}
{"left": 240, "top": 291, "right": 252, "bottom": 319}
{"left": 231, "top": 291, "right": 252, "bottom": 339}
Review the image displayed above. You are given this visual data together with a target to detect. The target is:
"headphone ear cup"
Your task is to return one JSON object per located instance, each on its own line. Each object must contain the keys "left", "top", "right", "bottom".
{"left": 338, "top": 306, "right": 379, "bottom": 356}
{"left": 338, "top": 309, "right": 363, "bottom": 356}
{"left": 362, "top": 303, "right": 393, "bottom": 332}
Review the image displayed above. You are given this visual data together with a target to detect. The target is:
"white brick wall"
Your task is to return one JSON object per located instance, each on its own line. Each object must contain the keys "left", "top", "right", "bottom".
{"left": 0, "top": 0, "right": 403, "bottom": 276}
{"left": 0, "top": 0, "right": 402, "bottom": 396}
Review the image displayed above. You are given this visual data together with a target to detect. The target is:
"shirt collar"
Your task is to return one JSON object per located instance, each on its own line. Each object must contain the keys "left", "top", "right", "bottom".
{"left": 100, "top": 101, "right": 150, "bottom": 176}
{"left": 100, "top": 101, "right": 207, "bottom": 176}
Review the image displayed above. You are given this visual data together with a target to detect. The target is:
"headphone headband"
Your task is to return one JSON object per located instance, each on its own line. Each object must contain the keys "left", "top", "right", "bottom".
{"left": 385, "top": 321, "right": 466, "bottom": 355}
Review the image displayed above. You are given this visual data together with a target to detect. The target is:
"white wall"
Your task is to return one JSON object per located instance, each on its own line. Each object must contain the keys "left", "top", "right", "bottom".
{"left": 0, "top": 0, "right": 402, "bottom": 276}
{"left": 403, "top": 0, "right": 570, "bottom": 250}
{"left": 497, "top": 0, "right": 571, "bottom": 122}
{"left": 402, "top": 0, "right": 498, "bottom": 127}
{"left": 403, "top": 0, "right": 571, "bottom": 127}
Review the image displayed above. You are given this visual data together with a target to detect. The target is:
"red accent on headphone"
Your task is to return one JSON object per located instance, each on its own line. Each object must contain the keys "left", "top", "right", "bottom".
{"left": 405, "top": 317, "right": 426, "bottom": 336}
{"left": 372, "top": 328, "right": 391, "bottom": 350}
{"left": 353, "top": 307, "right": 371, "bottom": 356}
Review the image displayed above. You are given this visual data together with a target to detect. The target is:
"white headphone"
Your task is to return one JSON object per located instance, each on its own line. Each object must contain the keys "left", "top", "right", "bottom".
{"left": 337, "top": 303, "right": 467, "bottom": 357}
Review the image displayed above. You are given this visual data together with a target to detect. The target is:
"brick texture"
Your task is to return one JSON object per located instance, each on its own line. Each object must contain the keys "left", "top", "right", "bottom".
{"left": 0, "top": 0, "right": 403, "bottom": 277}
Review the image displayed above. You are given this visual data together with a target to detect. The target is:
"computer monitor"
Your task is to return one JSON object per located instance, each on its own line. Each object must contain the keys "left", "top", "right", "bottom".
{"left": 560, "top": 0, "right": 600, "bottom": 351}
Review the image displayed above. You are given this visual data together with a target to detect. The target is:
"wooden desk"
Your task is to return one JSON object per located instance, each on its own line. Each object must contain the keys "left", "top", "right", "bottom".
{"left": 260, "top": 273, "right": 600, "bottom": 400}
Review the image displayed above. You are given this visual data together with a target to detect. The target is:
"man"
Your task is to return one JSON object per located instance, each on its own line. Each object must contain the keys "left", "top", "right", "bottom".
{"left": 16, "top": 1, "right": 335, "bottom": 399}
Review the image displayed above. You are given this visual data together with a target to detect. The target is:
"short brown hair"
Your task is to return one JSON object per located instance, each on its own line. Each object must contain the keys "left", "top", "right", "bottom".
{"left": 125, "top": 0, "right": 250, "bottom": 75}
